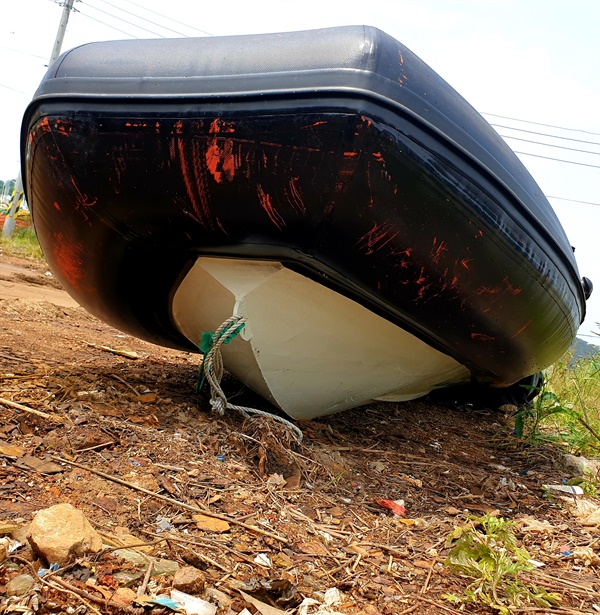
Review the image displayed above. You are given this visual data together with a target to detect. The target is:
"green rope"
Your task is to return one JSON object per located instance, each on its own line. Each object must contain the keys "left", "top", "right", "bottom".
{"left": 196, "top": 321, "right": 245, "bottom": 393}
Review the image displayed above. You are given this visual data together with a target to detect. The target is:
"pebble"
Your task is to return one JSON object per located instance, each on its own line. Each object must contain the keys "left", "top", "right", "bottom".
{"left": 6, "top": 573, "right": 35, "bottom": 597}
{"left": 172, "top": 566, "right": 206, "bottom": 594}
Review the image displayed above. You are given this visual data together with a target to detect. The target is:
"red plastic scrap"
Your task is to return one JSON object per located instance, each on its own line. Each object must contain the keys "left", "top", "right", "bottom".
{"left": 373, "top": 498, "right": 406, "bottom": 516}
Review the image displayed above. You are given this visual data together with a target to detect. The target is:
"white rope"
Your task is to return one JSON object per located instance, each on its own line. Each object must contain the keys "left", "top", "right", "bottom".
{"left": 202, "top": 316, "right": 303, "bottom": 443}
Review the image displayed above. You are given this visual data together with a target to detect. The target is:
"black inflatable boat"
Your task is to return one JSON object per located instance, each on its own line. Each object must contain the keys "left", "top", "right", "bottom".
{"left": 21, "top": 26, "right": 592, "bottom": 419}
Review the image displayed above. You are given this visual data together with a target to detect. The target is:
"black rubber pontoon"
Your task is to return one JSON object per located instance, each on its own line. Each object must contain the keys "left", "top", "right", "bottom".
{"left": 22, "top": 26, "right": 590, "bottom": 396}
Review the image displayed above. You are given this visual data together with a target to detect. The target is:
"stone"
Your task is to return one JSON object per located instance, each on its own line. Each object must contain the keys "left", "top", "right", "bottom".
{"left": 563, "top": 454, "right": 600, "bottom": 477}
{"left": 6, "top": 573, "right": 35, "bottom": 597}
{"left": 27, "top": 503, "right": 102, "bottom": 565}
{"left": 112, "top": 587, "right": 138, "bottom": 604}
{"left": 172, "top": 566, "right": 206, "bottom": 595}
{"left": 152, "top": 558, "right": 180, "bottom": 577}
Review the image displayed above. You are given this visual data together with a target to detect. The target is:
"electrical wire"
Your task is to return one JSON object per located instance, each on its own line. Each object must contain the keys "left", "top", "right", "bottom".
{"left": 499, "top": 134, "right": 600, "bottom": 156}
{"left": 491, "top": 123, "right": 600, "bottom": 147}
{"left": 513, "top": 151, "right": 600, "bottom": 169}
{"left": 481, "top": 112, "right": 600, "bottom": 137}
{"left": 547, "top": 196, "right": 600, "bottom": 207}
{"left": 76, "top": 9, "right": 138, "bottom": 38}
{"left": 120, "top": 0, "right": 213, "bottom": 36}
{"left": 94, "top": 0, "right": 189, "bottom": 37}
{"left": 82, "top": 1, "right": 166, "bottom": 38}
{"left": 0, "top": 83, "right": 28, "bottom": 95}
{"left": 0, "top": 45, "right": 47, "bottom": 61}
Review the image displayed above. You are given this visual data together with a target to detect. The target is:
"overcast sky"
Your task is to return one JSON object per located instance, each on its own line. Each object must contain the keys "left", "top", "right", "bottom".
{"left": 1, "top": 0, "right": 599, "bottom": 338}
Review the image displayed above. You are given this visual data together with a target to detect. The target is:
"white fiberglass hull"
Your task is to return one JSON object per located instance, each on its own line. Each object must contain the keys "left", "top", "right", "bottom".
{"left": 172, "top": 257, "right": 470, "bottom": 420}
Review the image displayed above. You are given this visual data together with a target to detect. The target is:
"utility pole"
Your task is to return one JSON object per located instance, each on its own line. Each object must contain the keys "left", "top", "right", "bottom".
{"left": 2, "top": 0, "right": 76, "bottom": 239}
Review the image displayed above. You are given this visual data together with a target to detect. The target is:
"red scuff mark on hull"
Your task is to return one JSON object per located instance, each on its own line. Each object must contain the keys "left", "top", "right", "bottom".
{"left": 475, "top": 286, "right": 501, "bottom": 296}
{"left": 53, "top": 119, "right": 73, "bottom": 137}
{"left": 205, "top": 119, "right": 237, "bottom": 183}
{"left": 174, "top": 137, "right": 214, "bottom": 229}
{"left": 430, "top": 237, "right": 448, "bottom": 264}
{"left": 356, "top": 222, "right": 399, "bottom": 254}
{"left": 53, "top": 202, "right": 61, "bottom": 211}
{"left": 52, "top": 233, "right": 84, "bottom": 290}
{"left": 35, "top": 117, "right": 53, "bottom": 137}
{"left": 70, "top": 177, "right": 97, "bottom": 208}
{"left": 502, "top": 277, "right": 523, "bottom": 295}
{"left": 511, "top": 320, "right": 531, "bottom": 338}
{"left": 415, "top": 266, "right": 430, "bottom": 300}
{"left": 287, "top": 177, "right": 305, "bottom": 213}
{"left": 257, "top": 184, "right": 285, "bottom": 230}
{"left": 470, "top": 333, "right": 496, "bottom": 341}
{"left": 460, "top": 259, "right": 472, "bottom": 270}
{"left": 475, "top": 278, "right": 522, "bottom": 297}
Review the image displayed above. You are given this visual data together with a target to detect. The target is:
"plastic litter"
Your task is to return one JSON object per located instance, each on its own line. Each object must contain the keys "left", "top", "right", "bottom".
{"left": 373, "top": 498, "right": 406, "bottom": 516}
{"left": 156, "top": 515, "right": 174, "bottom": 532}
{"left": 170, "top": 589, "right": 217, "bottom": 615}
{"left": 543, "top": 484, "right": 584, "bottom": 495}
{"left": 37, "top": 562, "right": 60, "bottom": 576}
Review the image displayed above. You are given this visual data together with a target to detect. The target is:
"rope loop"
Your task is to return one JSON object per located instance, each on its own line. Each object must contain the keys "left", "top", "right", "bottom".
{"left": 198, "top": 316, "right": 303, "bottom": 443}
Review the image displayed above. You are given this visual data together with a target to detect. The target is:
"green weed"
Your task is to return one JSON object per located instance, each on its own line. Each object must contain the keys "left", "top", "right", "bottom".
{"left": 514, "top": 346, "right": 600, "bottom": 456}
{"left": 0, "top": 226, "right": 44, "bottom": 260}
{"left": 443, "top": 514, "right": 561, "bottom": 614}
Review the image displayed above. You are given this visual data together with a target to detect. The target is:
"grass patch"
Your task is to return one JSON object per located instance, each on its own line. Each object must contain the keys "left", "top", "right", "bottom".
{"left": 514, "top": 343, "right": 600, "bottom": 456}
{"left": 0, "top": 225, "right": 44, "bottom": 260}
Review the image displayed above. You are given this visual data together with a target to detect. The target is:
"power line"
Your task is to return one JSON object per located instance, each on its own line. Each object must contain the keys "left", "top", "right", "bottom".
{"left": 499, "top": 134, "right": 600, "bottom": 156}
{"left": 481, "top": 111, "right": 600, "bottom": 137}
{"left": 77, "top": 9, "right": 138, "bottom": 38}
{"left": 120, "top": 0, "right": 213, "bottom": 36}
{"left": 547, "top": 196, "right": 600, "bottom": 207}
{"left": 0, "top": 83, "right": 27, "bottom": 95}
{"left": 94, "top": 0, "right": 189, "bottom": 37}
{"left": 491, "top": 123, "right": 600, "bottom": 147}
{"left": 82, "top": 1, "right": 166, "bottom": 37}
{"left": 514, "top": 150, "right": 600, "bottom": 169}
{"left": 0, "top": 45, "right": 47, "bottom": 61}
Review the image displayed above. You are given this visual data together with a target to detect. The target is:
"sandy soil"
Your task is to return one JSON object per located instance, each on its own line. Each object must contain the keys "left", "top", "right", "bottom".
{"left": 0, "top": 249, "right": 598, "bottom": 614}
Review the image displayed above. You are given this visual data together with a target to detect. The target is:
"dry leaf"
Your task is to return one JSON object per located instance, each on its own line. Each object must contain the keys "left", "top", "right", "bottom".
{"left": 192, "top": 514, "right": 230, "bottom": 533}
{"left": 136, "top": 392, "right": 157, "bottom": 403}
{"left": 0, "top": 441, "right": 24, "bottom": 458}
{"left": 239, "top": 591, "right": 287, "bottom": 615}
{"left": 518, "top": 516, "right": 559, "bottom": 533}
{"left": 297, "top": 541, "right": 329, "bottom": 556}
{"left": 15, "top": 456, "right": 64, "bottom": 474}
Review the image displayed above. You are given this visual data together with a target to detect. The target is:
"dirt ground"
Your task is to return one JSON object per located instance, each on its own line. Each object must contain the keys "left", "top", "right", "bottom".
{"left": 1, "top": 249, "right": 598, "bottom": 615}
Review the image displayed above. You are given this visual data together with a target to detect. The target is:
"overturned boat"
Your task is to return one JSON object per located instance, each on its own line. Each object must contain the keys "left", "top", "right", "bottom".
{"left": 22, "top": 26, "right": 592, "bottom": 420}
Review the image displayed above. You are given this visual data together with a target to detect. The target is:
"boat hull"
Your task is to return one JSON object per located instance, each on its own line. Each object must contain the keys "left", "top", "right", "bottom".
{"left": 21, "top": 26, "right": 589, "bottom": 417}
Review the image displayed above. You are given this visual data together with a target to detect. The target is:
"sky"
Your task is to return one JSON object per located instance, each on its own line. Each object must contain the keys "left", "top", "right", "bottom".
{"left": 1, "top": 0, "right": 599, "bottom": 339}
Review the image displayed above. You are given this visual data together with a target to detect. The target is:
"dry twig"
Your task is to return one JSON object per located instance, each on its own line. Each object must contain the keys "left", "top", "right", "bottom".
{"left": 50, "top": 455, "right": 289, "bottom": 543}
{"left": 0, "top": 396, "right": 62, "bottom": 422}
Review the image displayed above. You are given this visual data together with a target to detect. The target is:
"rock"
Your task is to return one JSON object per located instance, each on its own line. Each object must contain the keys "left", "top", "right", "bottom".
{"left": 113, "top": 550, "right": 179, "bottom": 576}
{"left": 153, "top": 558, "right": 180, "bottom": 577}
{"left": 27, "top": 503, "right": 103, "bottom": 565}
{"left": 6, "top": 573, "right": 35, "bottom": 597}
{"left": 172, "top": 566, "right": 206, "bottom": 595}
{"left": 112, "top": 587, "right": 138, "bottom": 605}
{"left": 563, "top": 454, "right": 600, "bottom": 477}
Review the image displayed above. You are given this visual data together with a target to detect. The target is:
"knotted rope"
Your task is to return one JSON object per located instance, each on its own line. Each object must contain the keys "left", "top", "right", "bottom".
{"left": 198, "top": 316, "right": 303, "bottom": 443}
